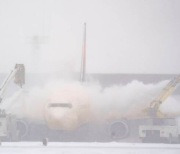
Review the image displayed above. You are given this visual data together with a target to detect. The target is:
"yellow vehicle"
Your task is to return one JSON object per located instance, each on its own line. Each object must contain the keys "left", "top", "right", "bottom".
{"left": 139, "top": 75, "right": 180, "bottom": 143}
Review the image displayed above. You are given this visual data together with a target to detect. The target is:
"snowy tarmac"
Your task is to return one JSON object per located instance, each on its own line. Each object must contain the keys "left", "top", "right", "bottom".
{"left": 0, "top": 142, "right": 180, "bottom": 154}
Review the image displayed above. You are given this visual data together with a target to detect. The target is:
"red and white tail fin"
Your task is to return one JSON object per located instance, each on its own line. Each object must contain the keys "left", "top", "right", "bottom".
{"left": 80, "top": 23, "right": 86, "bottom": 82}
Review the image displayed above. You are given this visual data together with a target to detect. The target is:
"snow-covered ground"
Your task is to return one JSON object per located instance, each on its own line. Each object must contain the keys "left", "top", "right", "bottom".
{"left": 0, "top": 142, "right": 180, "bottom": 154}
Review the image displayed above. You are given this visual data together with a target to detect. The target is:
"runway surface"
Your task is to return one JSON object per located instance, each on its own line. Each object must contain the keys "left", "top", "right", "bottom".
{"left": 0, "top": 142, "right": 180, "bottom": 154}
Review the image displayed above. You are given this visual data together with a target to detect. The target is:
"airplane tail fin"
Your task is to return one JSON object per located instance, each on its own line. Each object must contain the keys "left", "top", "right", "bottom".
{"left": 80, "top": 23, "right": 86, "bottom": 82}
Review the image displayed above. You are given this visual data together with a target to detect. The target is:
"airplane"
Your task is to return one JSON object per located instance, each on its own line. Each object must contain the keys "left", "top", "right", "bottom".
{"left": 43, "top": 23, "right": 92, "bottom": 131}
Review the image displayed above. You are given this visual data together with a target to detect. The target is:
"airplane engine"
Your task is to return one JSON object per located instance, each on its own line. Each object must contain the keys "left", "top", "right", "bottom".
{"left": 109, "top": 121, "right": 129, "bottom": 140}
{"left": 16, "top": 120, "right": 28, "bottom": 139}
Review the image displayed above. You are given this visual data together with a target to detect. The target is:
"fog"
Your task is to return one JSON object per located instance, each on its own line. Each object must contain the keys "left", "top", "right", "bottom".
{"left": 0, "top": 0, "right": 180, "bottom": 146}
{"left": 1, "top": 78, "right": 179, "bottom": 130}
{"left": 0, "top": 0, "right": 180, "bottom": 74}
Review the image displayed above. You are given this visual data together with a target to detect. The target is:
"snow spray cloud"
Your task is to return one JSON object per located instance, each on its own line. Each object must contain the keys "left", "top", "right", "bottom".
{"left": 2, "top": 79, "right": 179, "bottom": 130}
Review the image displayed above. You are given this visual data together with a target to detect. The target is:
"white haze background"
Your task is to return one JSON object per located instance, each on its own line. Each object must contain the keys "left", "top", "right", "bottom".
{"left": 0, "top": 0, "right": 179, "bottom": 74}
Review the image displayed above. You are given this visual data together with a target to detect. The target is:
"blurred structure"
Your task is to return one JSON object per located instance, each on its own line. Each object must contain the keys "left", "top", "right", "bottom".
{"left": 0, "top": 64, "right": 25, "bottom": 141}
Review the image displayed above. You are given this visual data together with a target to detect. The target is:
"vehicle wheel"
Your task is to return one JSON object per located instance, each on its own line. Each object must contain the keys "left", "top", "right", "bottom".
{"left": 142, "top": 138, "right": 146, "bottom": 143}
{"left": 169, "top": 134, "right": 172, "bottom": 144}
{"left": 42, "top": 138, "right": 48, "bottom": 146}
{"left": 142, "top": 137, "right": 149, "bottom": 143}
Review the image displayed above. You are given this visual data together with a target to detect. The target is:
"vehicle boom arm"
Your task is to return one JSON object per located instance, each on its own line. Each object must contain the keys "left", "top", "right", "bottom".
{"left": 149, "top": 75, "right": 180, "bottom": 117}
{"left": 0, "top": 64, "right": 25, "bottom": 103}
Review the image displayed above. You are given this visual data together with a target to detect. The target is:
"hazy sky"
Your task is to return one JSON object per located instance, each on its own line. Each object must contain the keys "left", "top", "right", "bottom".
{"left": 0, "top": 0, "right": 179, "bottom": 74}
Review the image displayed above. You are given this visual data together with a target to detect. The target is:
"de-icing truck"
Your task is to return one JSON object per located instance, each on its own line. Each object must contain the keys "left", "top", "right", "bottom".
{"left": 0, "top": 64, "right": 25, "bottom": 142}
{"left": 139, "top": 75, "right": 180, "bottom": 143}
